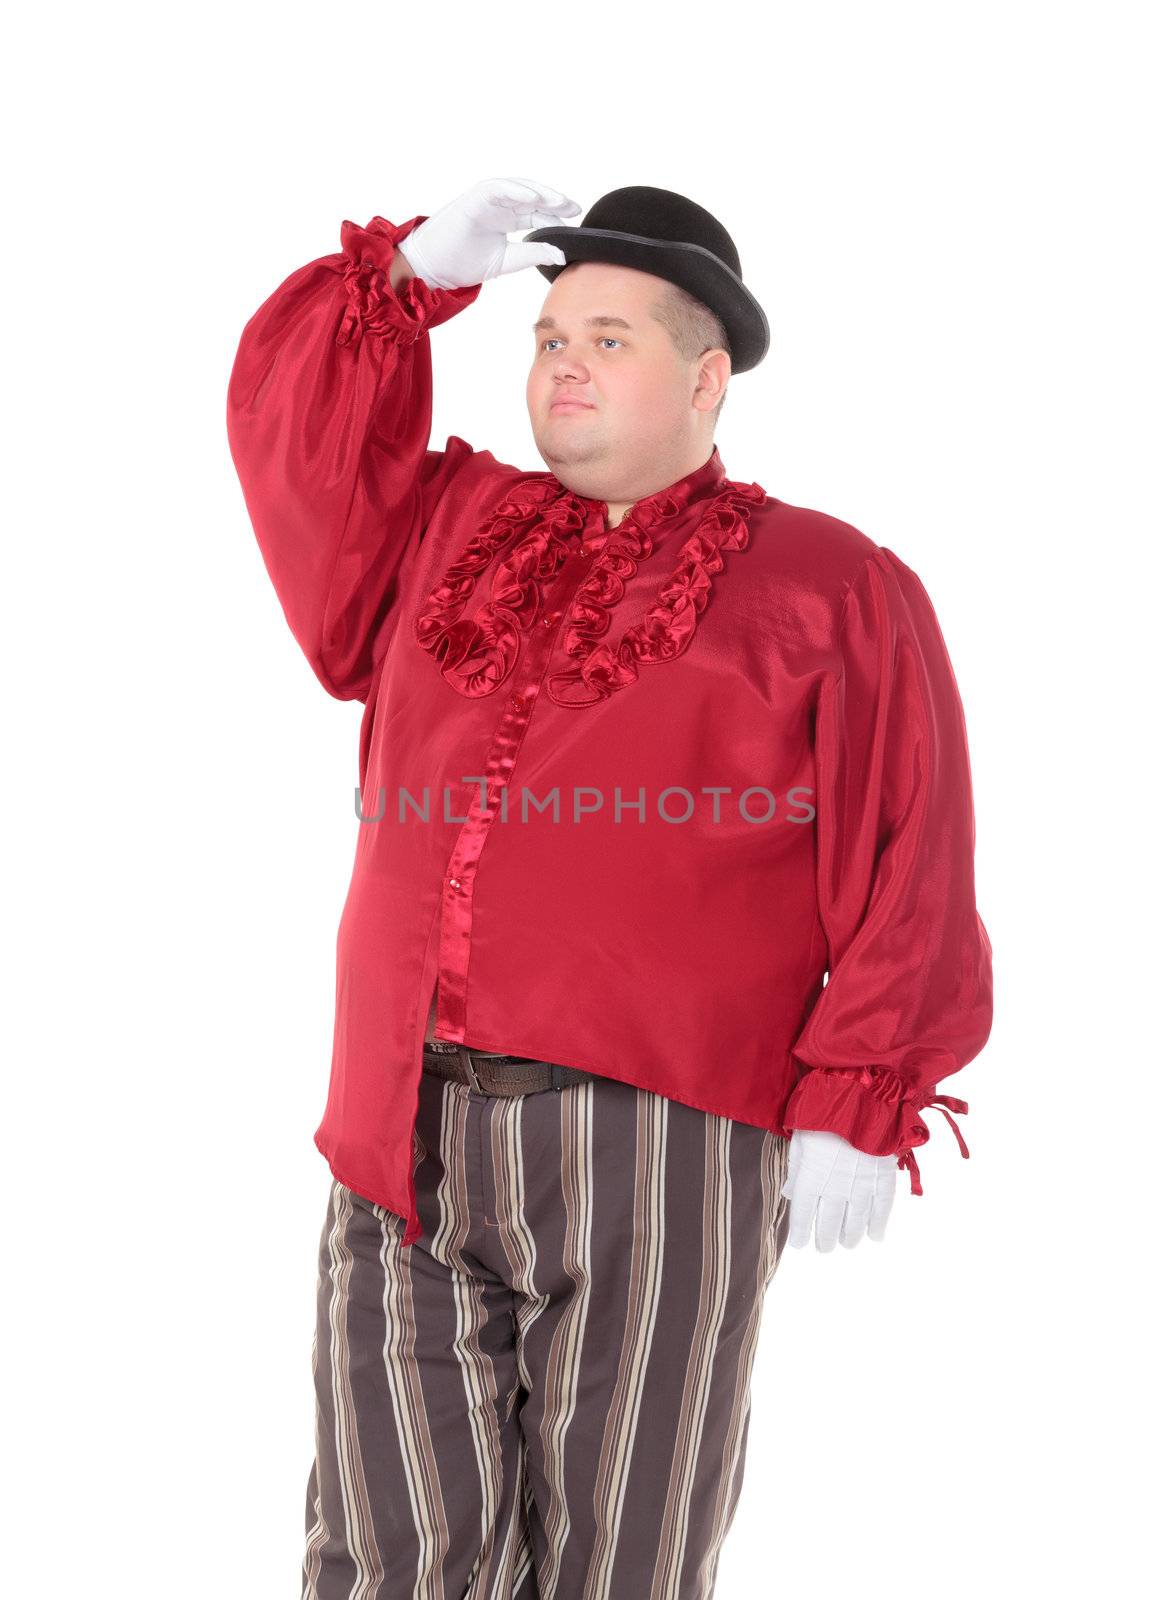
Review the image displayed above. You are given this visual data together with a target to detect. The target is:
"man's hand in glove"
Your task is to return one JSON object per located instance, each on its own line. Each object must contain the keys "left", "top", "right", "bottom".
{"left": 398, "top": 176, "right": 581, "bottom": 290}
{"left": 781, "top": 1129, "right": 898, "bottom": 1251}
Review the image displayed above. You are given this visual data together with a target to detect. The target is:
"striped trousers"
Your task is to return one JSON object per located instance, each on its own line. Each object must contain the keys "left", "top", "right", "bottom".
{"left": 302, "top": 1058, "right": 791, "bottom": 1599}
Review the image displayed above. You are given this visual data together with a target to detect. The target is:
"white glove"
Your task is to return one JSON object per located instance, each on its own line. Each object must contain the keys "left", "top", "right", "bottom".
{"left": 780, "top": 1129, "right": 898, "bottom": 1251}
{"left": 397, "top": 176, "right": 580, "bottom": 290}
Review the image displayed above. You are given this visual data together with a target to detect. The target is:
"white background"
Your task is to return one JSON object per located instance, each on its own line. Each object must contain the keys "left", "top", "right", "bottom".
{"left": 5, "top": 2, "right": 1157, "bottom": 1594}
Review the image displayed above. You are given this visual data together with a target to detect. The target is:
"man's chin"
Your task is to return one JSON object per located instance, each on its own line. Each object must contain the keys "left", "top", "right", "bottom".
{"left": 532, "top": 427, "right": 603, "bottom": 468}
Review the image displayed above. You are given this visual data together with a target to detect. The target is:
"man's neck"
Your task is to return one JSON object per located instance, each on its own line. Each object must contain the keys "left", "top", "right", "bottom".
{"left": 601, "top": 444, "right": 716, "bottom": 529}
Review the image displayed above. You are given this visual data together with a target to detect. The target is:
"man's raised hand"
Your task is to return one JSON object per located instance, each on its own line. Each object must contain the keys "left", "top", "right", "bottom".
{"left": 398, "top": 177, "right": 581, "bottom": 290}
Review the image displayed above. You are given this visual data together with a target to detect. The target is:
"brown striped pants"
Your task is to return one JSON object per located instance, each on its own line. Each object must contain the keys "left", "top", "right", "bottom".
{"left": 302, "top": 1059, "right": 791, "bottom": 1599}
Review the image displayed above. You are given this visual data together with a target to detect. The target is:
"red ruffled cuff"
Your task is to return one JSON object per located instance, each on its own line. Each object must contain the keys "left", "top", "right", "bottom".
{"left": 781, "top": 1064, "right": 970, "bottom": 1195}
{"left": 336, "top": 214, "right": 482, "bottom": 349}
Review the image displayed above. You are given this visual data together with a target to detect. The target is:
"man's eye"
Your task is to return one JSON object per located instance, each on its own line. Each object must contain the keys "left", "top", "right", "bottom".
{"left": 539, "top": 337, "right": 622, "bottom": 352}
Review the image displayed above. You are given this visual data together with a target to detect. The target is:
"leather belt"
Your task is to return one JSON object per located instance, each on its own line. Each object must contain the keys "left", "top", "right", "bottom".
{"left": 422, "top": 1040, "right": 598, "bottom": 1096}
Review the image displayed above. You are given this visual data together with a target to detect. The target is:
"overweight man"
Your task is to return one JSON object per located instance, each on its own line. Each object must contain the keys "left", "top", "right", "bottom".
{"left": 226, "top": 176, "right": 992, "bottom": 1599}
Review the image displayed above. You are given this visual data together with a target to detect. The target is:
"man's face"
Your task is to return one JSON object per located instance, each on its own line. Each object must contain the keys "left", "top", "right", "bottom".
{"left": 526, "top": 261, "right": 707, "bottom": 489}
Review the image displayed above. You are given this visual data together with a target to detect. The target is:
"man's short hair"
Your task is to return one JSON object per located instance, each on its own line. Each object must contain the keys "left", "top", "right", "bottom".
{"left": 650, "top": 281, "right": 731, "bottom": 424}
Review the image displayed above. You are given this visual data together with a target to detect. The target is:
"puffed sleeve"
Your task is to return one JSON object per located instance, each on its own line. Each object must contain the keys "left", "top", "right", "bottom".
{"left": 782, "top": 547, "right": 993, "bottom": 1194}
{"left": 226, "top": 214, "right": 483, "bottom": 701}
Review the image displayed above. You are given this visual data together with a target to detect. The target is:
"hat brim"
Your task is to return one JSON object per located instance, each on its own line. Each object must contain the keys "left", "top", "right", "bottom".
{"left": 522, "top": 224, "right": 769, "bottom": 373}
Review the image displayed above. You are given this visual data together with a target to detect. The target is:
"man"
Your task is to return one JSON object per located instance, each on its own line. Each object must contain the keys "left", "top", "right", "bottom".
{"left": 226, "top": 177, "right": 992, "bottom": 1598}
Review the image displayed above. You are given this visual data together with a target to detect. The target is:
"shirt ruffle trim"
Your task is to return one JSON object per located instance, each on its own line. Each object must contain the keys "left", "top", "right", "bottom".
{"left": 335, "top": 215, "right": 481, "bottom": 349}
{"left": 414, "top": 478, "right": 592, "bottom": 697}
{"left": 413, "top": 474, "right": 767, "bottom": 705}
{"left": 547, "top": 479, "right": 766, "bottom": 706}
{"left": 782, "top": 1063, "right": 970, "bottom": 1196}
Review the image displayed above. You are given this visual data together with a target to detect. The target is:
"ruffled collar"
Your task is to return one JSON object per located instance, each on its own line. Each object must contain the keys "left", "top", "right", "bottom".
{"left": 413, "top": 445, "right": 766, "bottom": 706}
{"left": 551, "top": 445, "right": 730, "bottom": 545}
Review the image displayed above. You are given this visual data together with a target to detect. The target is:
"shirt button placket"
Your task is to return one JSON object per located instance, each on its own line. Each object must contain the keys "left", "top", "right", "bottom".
{"left": 431, "top": 531, "right": 597, "bottom": 1042}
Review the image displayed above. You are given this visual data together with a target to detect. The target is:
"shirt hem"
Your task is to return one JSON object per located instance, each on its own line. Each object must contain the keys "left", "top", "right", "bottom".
{"left": 313, "top": 1130, "right": 413, "bottom": 1231}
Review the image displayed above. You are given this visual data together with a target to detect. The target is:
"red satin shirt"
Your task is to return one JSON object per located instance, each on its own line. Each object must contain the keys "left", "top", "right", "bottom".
{"left": 226, "top": 214, "right": 993, "bottom": 1246}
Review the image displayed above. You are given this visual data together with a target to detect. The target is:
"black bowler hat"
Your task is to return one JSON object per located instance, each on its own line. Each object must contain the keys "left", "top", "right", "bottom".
{"left": 523, "top": 185, "right": 770, "bottom": 373}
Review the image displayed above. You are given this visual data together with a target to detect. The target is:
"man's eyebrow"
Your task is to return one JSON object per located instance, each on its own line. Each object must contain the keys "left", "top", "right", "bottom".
{"left": 532, "top": 315, "right": 634, "bottom": 334}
